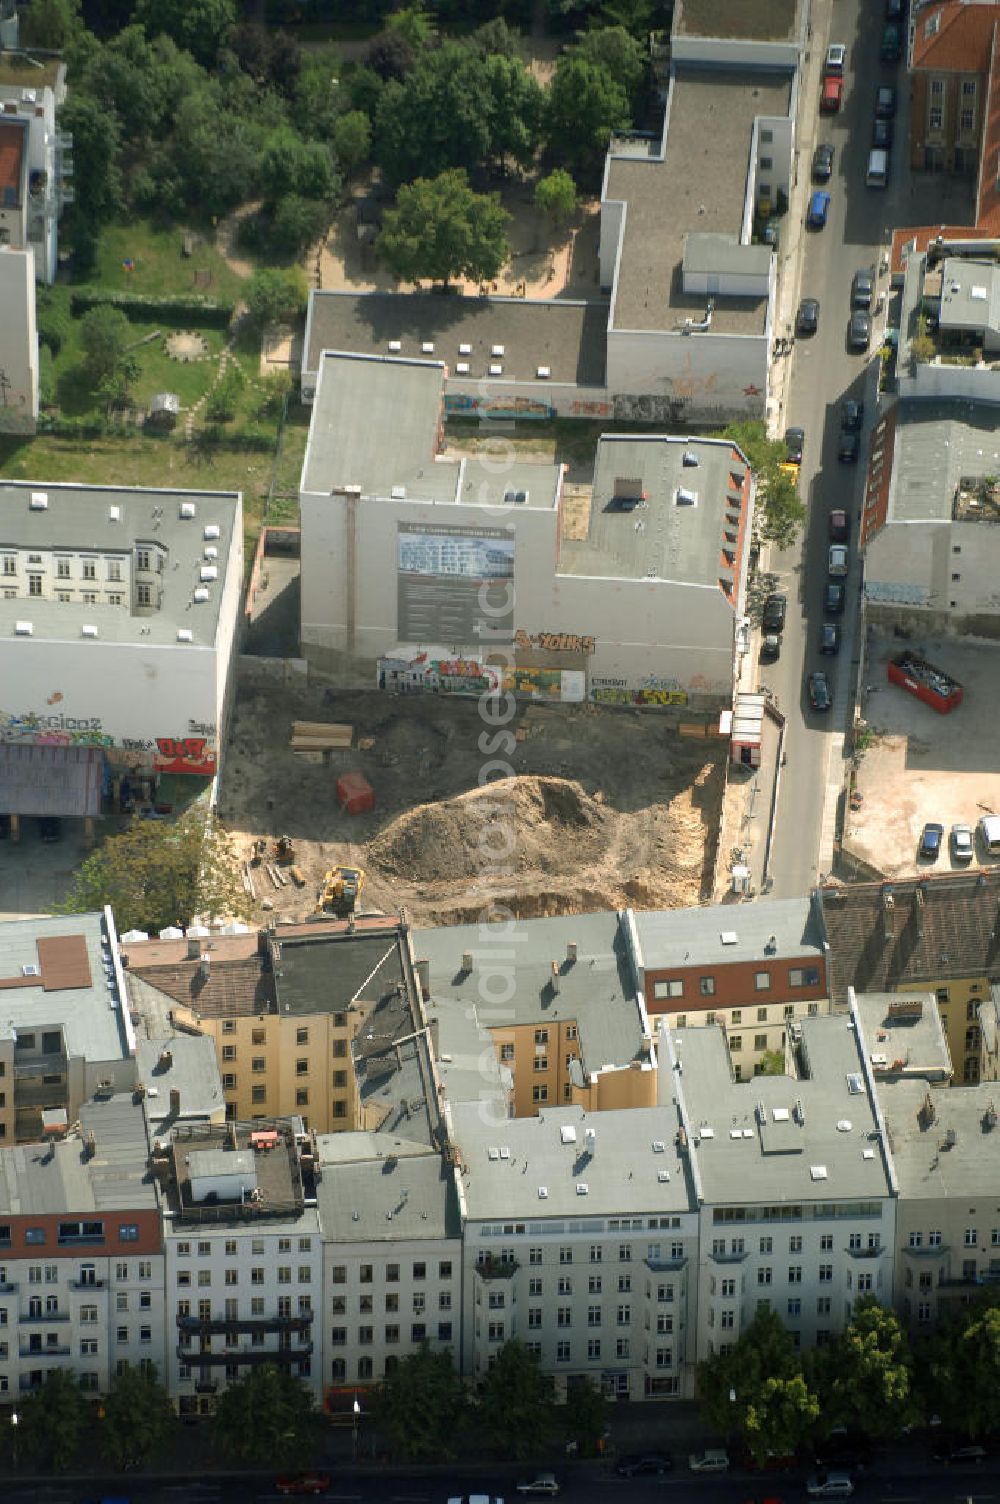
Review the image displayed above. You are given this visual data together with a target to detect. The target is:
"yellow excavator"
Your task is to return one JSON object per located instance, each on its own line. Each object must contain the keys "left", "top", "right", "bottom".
{"left": 315, "top": 865, "right": 365, "bottom": 917}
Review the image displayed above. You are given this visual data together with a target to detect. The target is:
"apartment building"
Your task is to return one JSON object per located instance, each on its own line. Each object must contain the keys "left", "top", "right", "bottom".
{"left": 0, "top": 1090, "right": 164, "bottom": 1399}
{"left": 0, "top": 63, "right": 71, "bottom": 283}
{"left": 155, "top": 1118, "right": 322, "bottom": 1416}
{"left": 908, "top": 0, "right": 997, "bottom": 174}
{"left": 667, "top": 1007, "right": 897, "bottom": 1362}
{"left": 624, "top": 898, "right": 830, "bottom": 1078}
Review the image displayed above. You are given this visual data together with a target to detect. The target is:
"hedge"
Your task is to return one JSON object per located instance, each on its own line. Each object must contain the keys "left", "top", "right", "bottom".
{"left": 69, "top": 289, "right": 236, "bottom": 327}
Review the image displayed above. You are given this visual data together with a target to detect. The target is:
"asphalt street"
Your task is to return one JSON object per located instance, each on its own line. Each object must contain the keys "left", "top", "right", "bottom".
{"left": 763, "top": 0, "right": 972, "bottom": 897}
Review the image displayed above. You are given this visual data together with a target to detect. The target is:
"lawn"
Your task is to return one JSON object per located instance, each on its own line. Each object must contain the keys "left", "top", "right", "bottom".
{"left": 51, "top": 317, "right": 228, "bottom": 418}
{"left": 90, "top": 220, "right": 246, "bottom": 304}
{"left": 0, "top": 431, "right": 275, "bottom": 501}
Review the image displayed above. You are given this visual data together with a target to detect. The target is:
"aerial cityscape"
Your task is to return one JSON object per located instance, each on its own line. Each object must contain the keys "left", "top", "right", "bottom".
{"left": 2, "top": 0, "right": 1000, "bottom": 1494}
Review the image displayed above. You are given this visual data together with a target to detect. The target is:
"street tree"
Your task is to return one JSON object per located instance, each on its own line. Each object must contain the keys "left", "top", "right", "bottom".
{"left": 535, "top": 169, "right": 578, "bottom": 231}
{"left": 134, "top": 0, "right": 237, "bottom": 67}
{"left": 920, "top": 1298, "right": 1000, "bottom": 1437}
{"left": 545, "top": 56, "right": 631, "bottom": 182}
{"left": 698, "top": 1306, "right": 804, "bottom": 1438}
{"left": 813, "top": 1299, "right": 916, "bottom": 1438}
{"left": 478, "top": 1338, "right": 557, "bottom": 1460}
{"left": 744, "top": 1372, "right": 821, "bottom": 1463}
{"left": 80, "top": 305, "right": 131, "bottom": 386}
{"left": 377, "top": 169, "right": 509, "bottom": 288}
{"left": 211, "top": 1365, "right": 320, "bottom": 1466}
{"left": 373, "top": 1342, "right": 466, "bottom": 1460}
{"left": 59, "top": 810, "right": 252, "bottom": 935}
{"left": 18, "top": 1370, "right": 89, "bottom": 1472}
{"left": 562, "top": 1376, "right": 609, "bottom": 1457}
{"left": 100, "top": 1364, "right": 177, "bottom": 1470}
{"left": 723, "top": 419, "right": 806, "bottom": 550}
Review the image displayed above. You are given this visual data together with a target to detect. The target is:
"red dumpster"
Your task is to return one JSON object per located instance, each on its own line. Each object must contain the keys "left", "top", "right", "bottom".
{"left": 887, "top": 652, "right": 963, "bottom": 714}
{"left": 336, "top": 771, "right": 375, "bottom": 815}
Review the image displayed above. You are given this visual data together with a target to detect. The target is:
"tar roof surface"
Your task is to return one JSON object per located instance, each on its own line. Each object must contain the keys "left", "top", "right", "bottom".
{"left": 607, "top": 69, "right": 790, "bottom": 335}
{"left": 853, "top": 990, "right": 952, "bottom": 1080}
{"left": 675, "top": 0, "right": 800, "bottom": 40}
{"left": 888, "top": 401, "right": 1000, "bottom": 522}
{"left": 558, "top": 435, "right": 745, "bottom": 586}
{"left": 302, "top": 291, "right": 608, "bottom": 387}
{"left": 0, "top": 911, "right": 129, "bottom": 1062}
{"left": 274, "top": 925, "right": 407, "bottom": 1017}
{"left": 672, "top": 1016, "right": 893, "bottom": 1204}
{"left": 451, "top": 1100, "right": 694, "bottom": 1221}
{"left": 0, "top": 1092, "right": 155, "bottom": 1215}
{"left": 881, "top": 1076, "right": 1000, "bottom": 1199}
{"left": 630, "top": 895, "right": 824, "bottom": 971}
{"left": 937, "top": 257, "right": 1000, "bottom": 333}
{"left": 315, "top": 1148, "right": 460, "bottom": 1242}
{"left": 0, "top": 482, "right": 239, "bottom": 647}
{"left": 414, "top": 911, "right": 649, "bottom": 1083}
{"left": 137, "top": 1035, "right": 224, "bottom": 1125}
{"left": 302, "top": 351, "right": 560, "bottom": 509}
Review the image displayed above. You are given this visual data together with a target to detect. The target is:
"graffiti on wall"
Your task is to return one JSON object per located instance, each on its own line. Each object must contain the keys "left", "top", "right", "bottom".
{"left": 513, "top": 630, "right": 596, "bottom": 656}
{"left": 590, "top": 674, "right": 688, "bottom": 707}
{"left": 612, "top": 394, "right": 690, "bottom": 426}
{"left": 444, "top": 393, "right": 555, "bottom": 420}
{"left": 154, "top": 737, "right": 217, "bottom": 776}
{"left": 377, "top": 655, "right": 583, "bottom": 702}
{"left": 570, "top": 399, "right": 613, "bottom": 418}
{"left": 0, "top": 710, "right": 115, "bottom": 747}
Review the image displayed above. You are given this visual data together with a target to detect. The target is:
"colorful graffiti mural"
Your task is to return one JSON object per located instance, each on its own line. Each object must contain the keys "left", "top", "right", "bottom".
{"left": 444, "top": 393, "right": 555, "bottom": 421}
{"left": 514, "top": 630, "right": 596, "bottom": 656}
{"left": 0, "top": 710, "right": 115, "bottom": 747}
{"left": 154, "top": 737, "right": 217, "bottom": 777}
{"left": 377, "top": 655, "right": 583, "bottom": 702}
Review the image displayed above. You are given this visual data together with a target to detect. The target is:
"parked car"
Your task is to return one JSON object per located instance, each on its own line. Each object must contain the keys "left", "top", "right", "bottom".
{"left": 950, "top": 823, "right": 974, "bottom": 863}
{"left": 763, "top": 593, "right": 787, "bottom": 632}
{"left": 808, "top": 671, "right": 832, "bottom": 713}
{"left": 848, "top": 310, "right": 871, "bottom": 350}
{"left": 812, "top": 142, "right": 834, "bottom": 180}
{"left": 616, "top": 1454, "right": 673, "bottom": 1477}
{"left": 825, "top": 43, "right": 847, "bottom": 73}
{"left": 275, "top": 1476, "right": 332, "bottom": 1497}
{"left": 828, "top": 544, "right": 848, "bottom": 576}
{"left": 876, "top": 84, "right": 897, "bottom": 117}
{"left": 821, "top": 75, "right": 845, "bottom": 112}
{"left": 688, "top": 1450, "right": 729, "bottom": 1473}
{"left": 872, "top": 115, "right": 894, "bottom": 148}
{"left": 932, "top": 1441, "right": 988, "bottom": 1464}
{"left": 814, "top": 1433, "right": 873, "bottom": 1472}
{"left": 880, "top": 22, "right": 902, "bottom": 61}
{"left": 784, "top": 426, "right": 805, "bottom": 464}
{"left": 919, "top": 822, "right": 945, "bottom": 861}
{"left": 807, "top": 1473, "right": 854, "bottom": 1499}
{"left": 796, "top": 297, "right": 820, "bottom": 335}
{"left": 829, "top": 508, "right": 849, "bottom": 542}
{"left": 808, "top": 190, "right": 831, "bottom": 228}
{"left": 39, "top": 816, "right": 62, "bottom": 842}
{"left": 851, "top": 268, "right": 875, "bottom": 309}
{"left": 761, "top": 633, "right": 781, "bottom": 662}
{"left": 838, "top": 431, "right": 859, "bottom": 463}
{"left": 517, "top": 1476, "right": 561, "bottom": 1496}
{"left": 824, "top": 582, "right": 846, "bottom": 615}
{"left": 841, "top": 399, "right": 864, "bottom": 432}
{"left": 819, "top": 622, "right": 841, "bottom": 655}
{"left": 979, "top": 813, "right": 1000, "bottom": 857}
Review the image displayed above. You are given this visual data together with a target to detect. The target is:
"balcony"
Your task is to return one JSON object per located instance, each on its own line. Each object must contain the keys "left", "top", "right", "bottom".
{"left": 645, "top": 1252, "right": 687, "bottom": 1272}
{"left": 19, "top": 1310, "right": 70, "bottom": 1323}
{"left": 846, "top": 1245, "right": 885, "bottom": 1259}
{"left": 20, "top": 1342, "right": 71, "bottom": 1358}
{"left": 475, "top": 1256, "right": 519, "bottom": 1281}
{"left": 708, "top": 1248, "right": 748, "bottom": 1264}
{"left": 903, "top": 1243, "right": 947, "bottom": 1258}
{"left": 69, "top": 1278, "right": 106, "bottom": 1291}
{"left": 178, "top": 1342, "right": 313, "bottom": 1366}
{"left": 177, "top": 1313, "right": 313, "bottom": 1335}
{"left": 0, "top": 1281, "right": 16, "bottom": 1294}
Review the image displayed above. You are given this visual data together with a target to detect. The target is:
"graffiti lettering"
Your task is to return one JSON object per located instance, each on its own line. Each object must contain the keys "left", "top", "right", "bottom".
{"left": 590, "top": 686, "right": 689, "bottom": 707}
{"left": 187, "top": 720, "right": 216, "bottom": 737}
{"left": 122, "top": 739, "right": 154, "bottom": 752}
{"left": 514, "top": 630, "right": 596, "bottom": 656}
{"left": 592, "top": 687, "right": 631, "bottom": 705}
{"left": 570, "top": 399, "right": 613, "bottom": 417}
{"left": 154, "top": 737, "right": 217, "bottom": 776}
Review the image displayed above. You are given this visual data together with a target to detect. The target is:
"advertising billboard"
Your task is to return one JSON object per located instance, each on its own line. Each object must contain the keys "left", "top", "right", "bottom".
{"left": 397, "top": 523, "right": 514, "bottom": 643}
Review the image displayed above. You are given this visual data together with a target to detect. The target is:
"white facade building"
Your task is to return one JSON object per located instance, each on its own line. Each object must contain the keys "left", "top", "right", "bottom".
{"left": 0, "top": 70, "right": 71, "bottom": 286}
{"left": 0, "top": 246, "right": 37, "bottom": 433}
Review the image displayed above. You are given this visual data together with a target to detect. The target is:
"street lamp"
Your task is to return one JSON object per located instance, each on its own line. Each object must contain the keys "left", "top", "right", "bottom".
{"left": 352, "top": 1397, "right": 361, "bottom": 1462}
{"left": 10, "top": 1410, "right": 18, "bottom": 1470}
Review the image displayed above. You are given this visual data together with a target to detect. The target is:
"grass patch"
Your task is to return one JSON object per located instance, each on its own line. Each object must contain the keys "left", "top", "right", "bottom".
{"left": 50, "top": 319, "right": 228, "bottom": 418}
{"left": 0, "top": 432, "right": 275, "bottom": 501}
{"left": 90, "top": 219, "right": 246, "bottom": 303}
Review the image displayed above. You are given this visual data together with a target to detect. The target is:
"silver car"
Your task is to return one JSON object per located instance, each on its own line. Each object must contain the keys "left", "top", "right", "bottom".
{"left": 951, "top": 823, "right": 974, "bottom": 863}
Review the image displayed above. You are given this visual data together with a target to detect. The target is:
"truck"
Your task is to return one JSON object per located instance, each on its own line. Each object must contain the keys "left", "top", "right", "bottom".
{"left": 887, "top": 652, "right": 963, "bottom": 714}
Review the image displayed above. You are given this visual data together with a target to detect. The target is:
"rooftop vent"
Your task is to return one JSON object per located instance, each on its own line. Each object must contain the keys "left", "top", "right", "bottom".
{"left": 14, "top": 620, "right": 32, "bottom": 636}
{"left": 177, "top": 628, "right": 193, "bottom": 643}
{"left": 421, "top": 342, "right": 435, "bottom": 354}
{"left": 836, "top": 1119, "right": 853, "bottom": 1132}
{"left": 204, "top": 524, "right": 220, "bottom": 540}
{"left": 200, "top": 565, "right": 218, "bottom": 582}
{"left": 652, "top": 1139, "right": 665, "bottom": 1152}
{"left": 536, "top": 366, "right": 551, "bottom": 379}
{"left": 456, "top": 362, "right": 470, "bottom": 375}
{"left": 29, "top": 491, "right": 48, "bottom": 510}
{"left": 489, "top": 363, "right": 503, "bottom": 376}
{"left": 81, "top": 624, "right": 98, "bottom": 638}
{"left": 809, "top": 1164, "right": 828, "bottom": 1181}
{"left": 179, "top": 502, "right": 196, "bottom": 519}
{"left": 971, "top": 285, "right": 988, "bottom": 301}
{"left": 846, "top": 1072, "right": 864, "bottom": 1095}
{"left": 576, "top": 1182, "right": 589, "bottom": 1195}
{"left": 388, "top": 340, "right": 401, "bottom": 352}
{"left": 21, "top": 963, "right": 40, "bottom": 977}
{"left": 390, "top": 486, "right": 406, "bottom": 500}
{"left": 560, "top": 1125, "right": 577, "bottom": 1144}
{"left": 193, "top": 587, "right": 210, "bottom": 603}
{"left": 862, "top": 1148, "right": 875, "bottom": 1160}
{"left": 204, "top": 546, "right": 218, "bottom": 561}
{"left": 657, "top": 1169, "right": 670, "bottom": 1182}
{"left": 459, "top": 343, "right": 472, "bottom": 355}
{"left": 675, "top": 486, "right": 698, "bottom": 506}
{"left": 538, "top": 1186, "right": 548, "bottom": 1199}
{"left": 109, "top": 503, "right": 122, "bottom": 522}
{"left": 682, "top": 451, "right": 700, "bottom": 467}
{"left": 721, "top": 931, "right": 738, "bottom": 945}
{"left": 491, "top": 344, "right": 505, "bottom": 357}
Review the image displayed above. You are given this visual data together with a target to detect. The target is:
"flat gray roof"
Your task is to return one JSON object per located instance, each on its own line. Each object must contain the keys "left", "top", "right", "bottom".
{"left": 137, "top": 1035, "right": 224, "bottom": 1126}
{"left": 414, "top": 910, "right": 650, "bottom": 1087}
{"left": 302, "top": 351, "right": 561, "bottom": 508}
{"left": 0, "top": 911, "right": 130, "bottom": 1063}
{"left": 675, "top": 0, "right": 800, "bottom": 41}
{"left": 673, "top": 1015, "right": 894, "bottom": 1204}
{"left": 938, "top": 257, "right": 1000, "bottom": 335}
{"left": 853, "top": 990, "right": 952, "bottom": 1082}
{"left": 889, "top": 401, "right": 1000, "bottom": 522}
{"left": 0, "top": 482, "right": 240, "bottom": 647}
{"left": 0, "top": 1092, "right": 156, "bottom": 1215}
{"left": 315, "top": 1145, "right": 461, "bottom": 1242}
{"left": 303, "top": 290, "right": 608, "bottom": 388}
{"left": 451, "top": 1099, "right": 695, "bottom": 1222}
{"left": 558, "top": 434, "right": 746, "bottom": 588}
{"left": 607, "top": 69, "right": 790, "bottom": 336}
{"left": 683, "top": 233, "right": 772, "bottom": 278}
{"left": 274, "top": 926, "right": 408, "bottom": 1018}
{"left": 630, "top": 895, "right": 824, "bottom": 972}
{"left": 881, "top": 1076, "right": 1000, "bottom": 1200}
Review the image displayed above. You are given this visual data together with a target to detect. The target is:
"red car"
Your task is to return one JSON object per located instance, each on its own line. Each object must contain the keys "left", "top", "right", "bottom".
{"left": 276, "top": 1475, "right": 331, "bottom": 1497}
{"left": 820, "top": 75, "right": 844, "bottom": 112}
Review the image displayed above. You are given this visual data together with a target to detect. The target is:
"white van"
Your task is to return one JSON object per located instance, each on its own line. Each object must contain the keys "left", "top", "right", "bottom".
{"left": 866, "top": 148, "right": 888, "bottom": 187}
{"left": 980, "top": 814, "right": 1000, "bottom": 858}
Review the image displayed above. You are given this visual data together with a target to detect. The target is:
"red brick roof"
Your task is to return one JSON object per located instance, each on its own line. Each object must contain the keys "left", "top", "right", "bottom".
{"left": 911, "top": 0, "right": 999, "bottom": 72}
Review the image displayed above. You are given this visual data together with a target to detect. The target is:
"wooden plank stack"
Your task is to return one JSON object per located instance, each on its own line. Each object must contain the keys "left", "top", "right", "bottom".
{"left": 289, "top": 721, "right": 354, "bottom": 753}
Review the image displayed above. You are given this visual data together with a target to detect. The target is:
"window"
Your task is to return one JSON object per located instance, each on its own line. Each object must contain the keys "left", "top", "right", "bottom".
{"left": 108, "top": 594, "right": 123, "bottom": 606}
{"left": 755, "top": 973, "right": 770, "bottom": 992}
{"left": 28, "top": 575, "right": 42, "bottom": 596}
{"left": 251, "top": 1086, "right": 266, "bottom": 1104}
{"left": 116, "top": 1293, "right": 129, "bottom": 1312}
{"left": 857, "top": 1274, "right": 872, "bottom": 1293}
{"left": 653, "top": 979, "right": 684, "bottom": 999}
{"left": 296, "top": 1089, "right": 309, "bottom": 1107}
{"left": 559, "top": 1247, "right": 573, "bottom": 1265}
{"left": 619, "top": 1243, "right": 632, "bottom": 1263}
{"left": 616, "top": 1303, "right": 631, "bottom": 1325}
{"left": 589, "top": 1275, "right": 602, "bottom": 1294}
{"left": 81, "top": 1305, "right": 98, "bottom": 1323}
{"left": 222, "top": 1074, "right": 236, "bottom": 1090}
{"left": 499, "top": 1043, "right": 514, "bottom": 1061}
{"left": 819, "top": 1264, "right": 833, "bottom": 1282}
{"left": 966, "top": 1228, "right": 978, "bottom": 1247}
{"left": 760, "top": 155, "right": 773, "bottom": 171}
{"left": 439, "top": 1291, "right": 451, "bottom": 1310}
{"left": 557, "top": 1340, "right": 571, "bottom": 1362}
{"left": 849, "top": 1232, "right": 861, "bottom": 1251}
{"left": 588, "top": 1339, "right": 601, "bottom": 1359}
{"left": 136, "top": 583, "right": 151, "bottom": 607}
{"left": 56, "top": 558, "right": 70, "bottom": 579}
{"left": 789, "top": 1236, "right": 802, "bottom": 1253}
{"left": 616, "top": 1338, "right": 630, "bottom": 1359}
{"left": 558, "top": 1276, "right": 572, "bottom": 1295}
{"left": 700, "top": 976, "right": 715, "bottom": 996}
{"left": 529, "top": 1247, "right": 542, "bottom": 1265}
{"left": 754, "top": 1035, "right": 767, "bottom": 1050}
{"left": 758, "top": 1267, "right": 772, "bottom": 1285}
{"left": 789, "top": 967, "right": 819, "bottom": 987}
{"left": 820, "top": 1233, "right": 833, "bottom": 1251}
{"left": 1, "top": 556, "right": 14, "bottom": 575}
{"left": 532, "top": 1085, "right": 548, "bottom": 1104}
{"left": 730, "top": 1035, "right": 743, "bottom": 1052}
{"left": 929, "top": 1230, "right": 942, "bottom": 1246}
{"left": 221, "top": 1044, "right": 236, "bottom": 1062}
{"left": 82, "top": 559, "right": 96, "bottom": 580}
{"left": 533, "top": 1056, "right": 548, "bottom": 1073}
{"left": 788, "top": 1266, "right": 802, "bottom": 1284}
{"left": 720, "top": 1310, "right": 734, "bottom": 1329}
{"left": 963, "top": 79, "right": 977, "bottom": 97}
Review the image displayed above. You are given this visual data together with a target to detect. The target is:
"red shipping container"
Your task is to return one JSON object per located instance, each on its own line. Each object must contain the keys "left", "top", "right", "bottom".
{"left": 336, "top": 771, "right": 375, "bottom": 815}
{"left": 887, "top": 653, "right": 963, "bottom": 714}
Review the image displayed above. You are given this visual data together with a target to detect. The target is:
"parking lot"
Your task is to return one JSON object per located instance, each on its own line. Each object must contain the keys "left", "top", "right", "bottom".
{"left": 845, "top": 633, "right": 1000, "bottom": 878}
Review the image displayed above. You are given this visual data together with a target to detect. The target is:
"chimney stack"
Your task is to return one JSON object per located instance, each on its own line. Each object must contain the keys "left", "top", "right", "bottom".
{"left": 461, "top": 951, "right": 474, "bottom": 974}
{"left": 566, "top": 941, "right": 578, "bottom": 964}
{"left": 550, "top": 961, "right": 560, "bottom": 994}
{"left": 187, "top": 936, "right": 200, "bottom": 960}
{"left": 414, "top": 958, "right": 430, "bottom": 998}
{"left": 199, "top": 954, "right": 210, "bottom": 980}
{"left": 169, "top": 1087, "right": 181, "bottom": 1117}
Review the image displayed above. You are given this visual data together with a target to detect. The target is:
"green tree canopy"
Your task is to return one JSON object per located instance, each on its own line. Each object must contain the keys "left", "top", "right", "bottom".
{"left": 259, "top": 126, "right": 338, "bottom": 205}
{"left": 59, "top": 810, "right": 252, "bottom": 935}
{"left": 246, "top": 267, "right": 309, "bottom": 329}
{"left": 100, "top": 1364, "right": 177, "bottom": 1470}
{"left": 21, "top": 0, "right": 83, "bottom": 49}
{"left": 811, "top": 1299, "right": 916, "bottom": 1439}
{"left": 211, "top": 1365, "right": 320, "bottom": 1466}
{"left": 535, "top": 168, "right": 578, "bottom": 231}
{"left": 918, "top": 1297, "right": 1000, "bottom": 1438}
{"left": 723, "top": 419, "right": 807, "bottom": 551}
{"left": 545, "top": 55, "right": 631, "bottom": 182}
{"left": 333, "top": 111, "right": 373, "bottom": 174}
{"left": 562, "top": 1376, "right": 608, "bottom": 1457}
{"left": 135, "top": 0, "right": 237, "bottom": 67}
{"left": 757, "top": 1048, "right": 786, "bottom": 1075}
{"left": 374, "top": 1342, "right": 466, "bottom": 1459}
{"left": 745, "top": 1372, "right": 821, "bottom": 1462}
{"left": 571, "top": 25, "right": 647, "bottom": 103}
{"left": 698, "top": 1306, "right": 806, "bottom": 1447}
{"left": 377, "top": 169, "right": 509, "bottom": 288}
{"left": 478, "top": 1338, "right": 557, "bottom": 1461}
{"left": 80, "top": 305, "right": 131, "bottom": 385}
{"left": 18, "top": 1370, "right": 89, "bottom": 1472}
{"left": 58, "top": 93, "right": 124, "bottom": 229}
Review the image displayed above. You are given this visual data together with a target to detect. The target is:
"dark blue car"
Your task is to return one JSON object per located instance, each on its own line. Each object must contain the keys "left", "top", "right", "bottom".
{"left": 808, "top": 191, "right": 831, "bottom": 228}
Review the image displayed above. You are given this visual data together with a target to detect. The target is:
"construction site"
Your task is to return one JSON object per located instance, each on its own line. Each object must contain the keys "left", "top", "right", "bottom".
{"left": 218, "top": 679, "right": 726, "bottom": 928}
